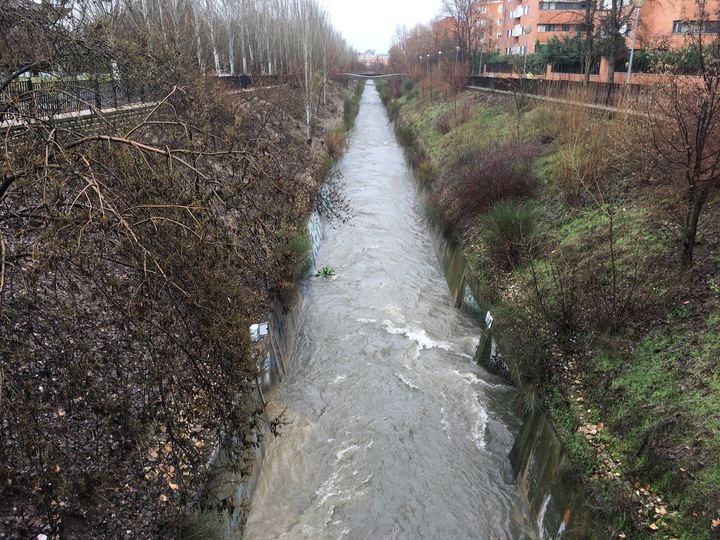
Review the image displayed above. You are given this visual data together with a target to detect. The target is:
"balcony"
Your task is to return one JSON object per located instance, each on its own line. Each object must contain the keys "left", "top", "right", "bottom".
{"left": 511, "top": 24, "right": 524, "bottom": 37}
{"left": 510, "top": 5, "right": 525, "bottom": 18}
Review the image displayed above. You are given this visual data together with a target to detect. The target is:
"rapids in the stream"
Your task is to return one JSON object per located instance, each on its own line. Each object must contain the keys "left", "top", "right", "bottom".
{"left": 243, "top": 82, "right": 536, "bottom": 539}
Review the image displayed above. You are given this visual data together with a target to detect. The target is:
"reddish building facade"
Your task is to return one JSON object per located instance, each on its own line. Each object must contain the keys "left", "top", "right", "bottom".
{"left": 468, "top": 0, "right": 720, "bottom": 56}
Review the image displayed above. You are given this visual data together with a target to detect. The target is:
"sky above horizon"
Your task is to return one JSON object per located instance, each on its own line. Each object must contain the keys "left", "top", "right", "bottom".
{"left": 320, "top": 0, "right": 443, "bottom": 54}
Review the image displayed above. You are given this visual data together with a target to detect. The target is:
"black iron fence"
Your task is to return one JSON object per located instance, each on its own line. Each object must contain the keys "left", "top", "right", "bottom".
{"left": 550, "top": 62, "right": 601, "bottom": 75}
{"left": 468, "top": 75, "right": 652, "bottom": 110}
{"left": 0, "top": 78, "right": 148, "bottom": 122}
{"left": 209, "top": 74, "right": 286, "bottom": 89}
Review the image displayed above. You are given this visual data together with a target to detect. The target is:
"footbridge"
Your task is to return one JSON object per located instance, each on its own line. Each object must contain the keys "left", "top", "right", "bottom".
{"left": 338, "top": 73, "right": 407, "bottom": 82}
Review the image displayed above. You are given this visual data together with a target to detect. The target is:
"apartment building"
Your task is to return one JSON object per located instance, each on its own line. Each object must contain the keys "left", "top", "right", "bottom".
{"left": 471, "top": 0, "right": 720, "bottom": 56}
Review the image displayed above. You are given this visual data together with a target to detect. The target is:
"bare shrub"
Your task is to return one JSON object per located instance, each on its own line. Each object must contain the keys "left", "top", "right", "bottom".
{"left": 434, "top": 141, "right": 540, "bottom": 231}
{"left": 417, "top": 158, "right": 437, "bottom": 184}
{"left": 435, "top": 100, "right": 474, "bottom": 134}
{"left": 539, "top": 103, "right": 642, "bottom": 208}
{"left": 325, "top": 129, "right": 346, "bottom": 160}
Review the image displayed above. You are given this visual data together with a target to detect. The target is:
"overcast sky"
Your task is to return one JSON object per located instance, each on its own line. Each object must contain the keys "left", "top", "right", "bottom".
{"left": 319, "top": 0, "right": 443, "bottom": 54}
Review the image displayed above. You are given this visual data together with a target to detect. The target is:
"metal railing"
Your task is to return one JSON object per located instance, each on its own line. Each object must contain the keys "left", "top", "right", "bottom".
{"left": 0, "top": 78, "right": 148, "bottom": 122}
{"left": 468, "top": 75, "right": 652, "bottom": 110}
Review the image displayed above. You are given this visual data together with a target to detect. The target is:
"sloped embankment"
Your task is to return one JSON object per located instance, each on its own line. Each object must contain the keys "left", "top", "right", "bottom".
{"left": 0, "top": 78, "right": 363, "bottom": 539}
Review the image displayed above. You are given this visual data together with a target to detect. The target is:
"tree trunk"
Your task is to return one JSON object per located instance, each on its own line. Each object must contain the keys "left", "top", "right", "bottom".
{"left": 605, "top": 53, "right": 615, "bottom": 84}
{"left": 209, "top": 21, "right": 221, "bottom": 74}
{"left": 241, "top": 33, "right": 247, "bottom": 74}
{"left": 583, "top": 38, "right": 592, "bottom": 84}
{"left": 229, "top": 29, "right": 235, "bottom": 76}
{"left": 304, "top": 37, "right": 312, "bottom": 144}
{"left": 683, "top": 186, "right": 710, "bottom": 266}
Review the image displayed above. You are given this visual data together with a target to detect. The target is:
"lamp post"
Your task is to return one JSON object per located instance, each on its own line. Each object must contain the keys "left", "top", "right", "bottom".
{"left": 427, "top": 53, "right": 431, "bottom": 100}
{"left": 454, "top": 45, "right": 460, "bottom": 89}
{"left": 522, "top": 26, "right": 532, "bottom": 76}
{"left": 626, "top": 0, "right": 646, "bottom": 84}
{"left": 478, "top": 41, "right": 484, "bottom": 77}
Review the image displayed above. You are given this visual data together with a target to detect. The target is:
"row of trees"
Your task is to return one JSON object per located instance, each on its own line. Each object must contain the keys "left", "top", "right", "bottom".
{"left": 2, "top": 0, "right": 355, "bottom": 142}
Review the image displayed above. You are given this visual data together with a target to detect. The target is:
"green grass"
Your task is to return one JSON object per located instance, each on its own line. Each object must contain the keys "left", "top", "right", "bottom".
{"left": 591, "top": 309, "right": 720, "bottom": 538}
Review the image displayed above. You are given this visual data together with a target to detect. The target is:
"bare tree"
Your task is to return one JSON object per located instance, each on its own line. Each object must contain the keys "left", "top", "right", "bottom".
{"left": 441, "top": 0, "right": 484, "bottom": 72}
{"left": 646, "top": 0, "right": 720, "bottom": 265}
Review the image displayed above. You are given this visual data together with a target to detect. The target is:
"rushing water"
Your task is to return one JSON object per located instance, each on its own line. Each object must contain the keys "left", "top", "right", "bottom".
{"left": 244, "top": 83, "right": 536, "bottom": 539}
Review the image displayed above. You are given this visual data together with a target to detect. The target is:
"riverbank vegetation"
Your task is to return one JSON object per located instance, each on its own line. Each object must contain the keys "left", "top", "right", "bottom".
{"left": 378, "top": 52, "right": 720, "bottom": 537}
{"left": 0, "top": 0, "right": 358, "bottom": 537}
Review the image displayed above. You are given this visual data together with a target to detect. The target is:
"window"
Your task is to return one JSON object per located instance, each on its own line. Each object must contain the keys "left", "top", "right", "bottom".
{"left": 540, "top": 1, "right": 587, "bottom": 9}
{"left": 562, "top": 23, "right": 571, "bottom": 31}
{"left": 538, "top": 24, "right": 556, "bottom": 31}
{"left": 672, "top": 19, "right": 720, "bottom": 33}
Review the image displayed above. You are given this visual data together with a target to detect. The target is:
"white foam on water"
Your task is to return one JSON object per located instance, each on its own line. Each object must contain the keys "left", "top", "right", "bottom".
{"left": 333, "top": 374, "right": 347, "bottom": 383}
{"left": 356, "top": 318, "right": 377, "bottom": 324}
{"left": 450, "top": 382, "right": 490, "bottom": 450}
{"left": 336, "top": 445, "right": 360, "bottom": 461}
{"left": 316, "top": 470, "right": 342, "bottom": 506}
{"left": 468, "top": 394, "right": 488, "bottom": 449}
{"left": 452, "top": 369, "right": 508, "bottom": 390}
{"left": 440, "top": 407, "right": 452, "bottom": 441}
{"left": 537, "top": 493, "right": 552, "bottom": 538}
{"left": 453, "top": 369, "right": 482, "bottom": 385}
{"left": 396, "top": 372, "right": 422, "bottom": 391}
{"left": 382, "top": 319, "right": 453, "bottom": 358}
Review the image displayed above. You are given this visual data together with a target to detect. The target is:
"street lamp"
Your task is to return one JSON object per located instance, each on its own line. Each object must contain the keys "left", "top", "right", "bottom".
{"left": 453, "top": 45, "right": 461, "bottom": 114}
{"left": 427, "top": 53, "right": 431, "bottom": 100}
{"left": 626, "top": 0, "right": 646, "bottom": 84}
{"left": 454, "top": 45, "right": 460, "bottom": 85}
{"left": 522, "top": 26, "right": 532, "bottom": 76}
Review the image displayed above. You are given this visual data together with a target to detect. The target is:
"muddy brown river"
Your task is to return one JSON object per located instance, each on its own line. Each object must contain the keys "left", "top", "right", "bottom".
{"left": 244, "top": 82, "right": 537, "bottom": 540}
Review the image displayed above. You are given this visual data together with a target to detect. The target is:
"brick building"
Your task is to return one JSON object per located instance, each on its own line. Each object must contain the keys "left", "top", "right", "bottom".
{"left": 466, "top": 0, "right": 720, "bottom": 56}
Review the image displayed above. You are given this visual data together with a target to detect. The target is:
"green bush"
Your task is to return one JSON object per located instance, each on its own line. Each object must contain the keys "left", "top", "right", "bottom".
{"left": 388, "top": 100, "right": 401, "bottom": 121}
{"left": 483, "top": 199, "right": 538, "bottom": 267}
{"left": 376, "top": 80, "right": 390, "bottom": 105}
{"left": 396, "top": 125, "right": 415, "bottom": 148}
{"left": 287, "top": 229, "right": 312, "bottom": 279}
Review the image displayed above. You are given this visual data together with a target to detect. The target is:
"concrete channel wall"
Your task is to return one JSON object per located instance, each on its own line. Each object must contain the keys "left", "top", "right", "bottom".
{"left": 438, "top": 237, "right": 602, "bottom": 539}
{"left": 202, "top": 204, "right": 326, "bottom": 538}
